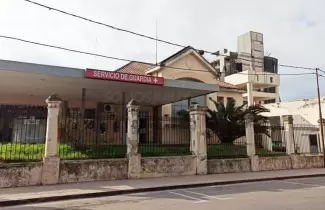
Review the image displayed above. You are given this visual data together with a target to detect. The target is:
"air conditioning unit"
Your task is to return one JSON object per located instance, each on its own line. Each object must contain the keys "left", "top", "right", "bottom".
{"left": 103, "top": 103, "right": 117, "bottom": 121}
{"left": 103, "top": 104, "right": 115, "bottom": 113}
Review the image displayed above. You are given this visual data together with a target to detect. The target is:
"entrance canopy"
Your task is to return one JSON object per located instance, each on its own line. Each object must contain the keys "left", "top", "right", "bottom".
{"left": 0, "top": 60, "right": 219, "bottom": 106}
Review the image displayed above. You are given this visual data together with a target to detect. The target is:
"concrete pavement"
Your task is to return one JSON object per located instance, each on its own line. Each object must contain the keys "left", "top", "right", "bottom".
{"left": 5, "top": 176, "right": 325, "bottom": 210}
{"left": 1, "top": 168, "right": 325, "bottom": 207}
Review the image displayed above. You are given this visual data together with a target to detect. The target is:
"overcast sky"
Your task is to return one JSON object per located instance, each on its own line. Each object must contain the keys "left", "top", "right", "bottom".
{"left": 0, "top": 0, "right": 324, "bottom": 101}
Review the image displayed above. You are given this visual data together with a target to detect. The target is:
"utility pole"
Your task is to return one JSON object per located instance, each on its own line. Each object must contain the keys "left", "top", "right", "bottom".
{"left": 316, "top": 68, "right": 325, "bottom": 165}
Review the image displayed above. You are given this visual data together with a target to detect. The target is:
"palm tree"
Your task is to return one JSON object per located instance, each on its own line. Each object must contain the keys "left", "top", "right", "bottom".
{"left": 207, "top": 97, "right": 270, "bottom": 143}
{"left": 177, "top": 98, "right": 270, "bottom": 143}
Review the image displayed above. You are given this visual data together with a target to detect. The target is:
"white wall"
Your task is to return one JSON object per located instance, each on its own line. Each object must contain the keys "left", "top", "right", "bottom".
{"left": 262, "top": 98, "right": 324, "bottom": 154}
{"left": 225, "top": 70, "right": 280, "bottom": 87}
{"left": 263, "top": 97, "right": 325, "bottom": 125}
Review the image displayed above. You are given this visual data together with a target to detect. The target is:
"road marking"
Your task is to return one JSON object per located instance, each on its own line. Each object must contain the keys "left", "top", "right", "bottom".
{"left": 182, "top": 190, "right": 233, "bottom": 200}
{"left": 277, "top": 180, "right": 325, "bottom": 188}
{"left": 168, "top": 191, "right": 207, "bottom": 203}
{"left": 195, "top": 181, "right": 269, "bottom": 189}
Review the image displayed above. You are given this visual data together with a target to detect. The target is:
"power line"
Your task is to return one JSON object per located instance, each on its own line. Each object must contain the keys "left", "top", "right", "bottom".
{"left": 23, "top": 0, "right": 185, "bottom": 49}
{"left": 318, "top": 69, "right": 325, "bottom": 75}
{"left": 319, "top": 74, "right": 325, "bottom": 79}
{"left": 0, "top": 34, "right": 316, "bottom": 77}
{"left": 277, "top": 64, "right": 315, "bottom": 70}
{"left": 0, "top": 35, "right": 144, "bottom": 63}
{"left": 23, "top": 0, "right": 317, "bottom": 71}
{"left": 238, "top": 72, "right": 314, "bottom": 76}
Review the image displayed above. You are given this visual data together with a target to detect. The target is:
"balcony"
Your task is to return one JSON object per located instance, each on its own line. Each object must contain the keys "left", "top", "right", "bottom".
{"left": 243, "top": 91, "right": 278, "bottom": 101}
{"left": 225, "top": 70, "right": 280, "bottom": 88}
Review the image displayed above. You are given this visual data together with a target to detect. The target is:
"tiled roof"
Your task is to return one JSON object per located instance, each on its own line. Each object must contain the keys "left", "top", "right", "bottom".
{"left": 115, "top": 62, "right": 155, "bottom": 75}
{"left": 216, "top": 80, "right": 241, "bottom": 90}
{"left": 115, "top": 62, "right": 240, "bottom": 90}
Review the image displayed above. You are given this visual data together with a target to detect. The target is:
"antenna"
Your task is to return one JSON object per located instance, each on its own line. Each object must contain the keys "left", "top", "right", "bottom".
{"left": 155, "top": 20, "right": 158, "bottom": 65}
{"left": 95, "top": 37, "right": 98, "bottom": 68}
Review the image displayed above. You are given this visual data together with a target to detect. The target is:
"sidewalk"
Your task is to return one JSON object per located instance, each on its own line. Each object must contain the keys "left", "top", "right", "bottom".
{"left": 1, "top": 168, "right": 325, "bottom": 207}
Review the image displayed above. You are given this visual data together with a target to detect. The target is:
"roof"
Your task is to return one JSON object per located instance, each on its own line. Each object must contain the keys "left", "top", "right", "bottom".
{"left": 116, "top": 46, "right": 195, "bottom": 75}
{"left": 117, "top": 62, "right": 240, "bottom": 90}
{"left": 159, "top": 46, "right": 193, "bottom": 65}
{"left": 114, "top": 46, "right": 241, "bottom": 90}
{"left": 115, "top": 62, "right": 155, "bottom": 75}
{"left": 215, "top": 80, "right": 241, "bottom": 90}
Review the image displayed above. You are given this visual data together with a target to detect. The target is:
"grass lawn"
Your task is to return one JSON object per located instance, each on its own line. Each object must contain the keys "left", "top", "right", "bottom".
{"left": 0, "top": 143, "right": 285, "bottom": 162}
{"left": 0, "top": 143, "right": 191, "bottom": 162}
{"left": 207, "top": 144, "right": 286, "bottom": 159}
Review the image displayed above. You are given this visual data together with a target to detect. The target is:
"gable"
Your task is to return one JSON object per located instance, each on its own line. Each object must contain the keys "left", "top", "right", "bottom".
{"left": 113, "top": 47, "right": 241, "bottom": 91}
{"left": 156, "top": 52, "right": 217, "bottom": 84}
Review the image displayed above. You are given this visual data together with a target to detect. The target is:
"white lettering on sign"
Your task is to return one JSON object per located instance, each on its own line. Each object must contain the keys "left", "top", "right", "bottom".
{"left": 85, "top": 68, "right": 164, "bottom": 85}
{"left": 92, "top": 70, "right": 153, "bottom": 83}
{"left": 93, "top": 71, "right": 121, "bottom": 80}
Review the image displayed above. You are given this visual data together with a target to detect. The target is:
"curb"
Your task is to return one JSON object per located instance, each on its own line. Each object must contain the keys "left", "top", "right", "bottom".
{"left": 2, "top": 173, "right": 325, "bottom": 207}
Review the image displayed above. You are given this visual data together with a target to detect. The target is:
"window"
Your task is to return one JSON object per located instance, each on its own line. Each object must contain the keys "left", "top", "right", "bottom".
{"left": 256, "top": 75, "right": 259, "bottom": 81}
{"left": 235, "top": 63, "right": 243, "bottom": 72}
{"left": 172, "top": 96, "right": 206, "bottom": 124}
{"left": 270, "top": 77, "right": 273, "bottom": 83}
{"left": 172, "top": 99, "right": 189, "bottom": 118}
{"left": 171, "top": 78, "right": 206, "bottom": 123}
{"left": 190, "top": 95, "right": 206, "bottom": 105}
{"left": 227, "top": 97, "right": 234, "bottom": 104}
{"left": 217, "top": 96, "right": 224, "bottom": 104}
{"left": 84, "top": 108, "right": 96, "bottom": 119}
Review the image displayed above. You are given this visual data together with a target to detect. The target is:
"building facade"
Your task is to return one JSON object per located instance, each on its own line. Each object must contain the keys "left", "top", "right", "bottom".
{"left": 260, "top": 97, "right": 324, "bottom": 154}
{"left": 0, "top": 59, "right": 218, "bottom": 146}
{"left": 211, "top": 31, "right": 280, "bottom": 105}
{"left": 116, "top": 46, "right": 245, "bottom": 120}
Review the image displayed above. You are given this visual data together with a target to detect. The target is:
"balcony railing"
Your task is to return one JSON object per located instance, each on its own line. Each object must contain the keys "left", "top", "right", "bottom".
{"left": 225, "top": 70, "right": 280, "bottom": 87}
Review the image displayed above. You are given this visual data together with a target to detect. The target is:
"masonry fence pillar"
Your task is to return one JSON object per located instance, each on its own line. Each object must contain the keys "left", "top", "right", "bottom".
{"left": 245, "top": 114, "right": 259, "bottom": 171}
{"left": 189, "top": 104, "right": 208, "bottom": 175}
{"left": 42, "top": 94, "right": 62, "bottom": 185}
{"left": 126, "top": 99, "right": 141, "bottom": 179}
{"left": 318, "top": 119, "right": 325, "bottom": 154}
{"left": 283, "top": 115, "right": 295, "bottom": 155}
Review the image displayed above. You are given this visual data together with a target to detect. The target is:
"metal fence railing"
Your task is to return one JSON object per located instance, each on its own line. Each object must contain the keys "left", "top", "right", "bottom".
{"left": 293, "top": 124, "right": 320, "bottom": 154}
{"left": 58, "top": 107, "right": 126, "bottom": 160}
{"left": 3, "top": 103, "right": 321, "bottom": 162}
{"left": 254, "top": 124, "right": 287, "bottom": 157}
{"left": 0, "top": 104, "right": 47, "bottom": 162}
{"left": 138, "top": 116, "right": 191, "bottom": 157}
{"left": 58, "top": 110, "right": 192, "bottom": 159}
{"left": 207, "top": 133, "right": 247, "bottom": 159}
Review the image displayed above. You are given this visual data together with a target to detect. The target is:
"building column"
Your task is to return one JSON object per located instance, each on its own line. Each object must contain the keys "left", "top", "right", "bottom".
{"left": 42, "top": 94, "right": 62, "bottom": 185}
{"left": 245, "top": 114, "right": 256, "bottom": 156}
{"left": 283, "top": 115, "right": 295, "bottom": 154}
{"left": 246, "top": 82, "right": 254, "bottom": 106}
{"left": 245, "top": 114, "right": 259, "bottom": 171}
{"left": 126, "top": 99, "right": 141, "bottom": 179}
{"left": 275, "top": 86, "right": 280, "bottom": 103}
{"left": 189, "top": 104, "right": 208, "bottom": 175}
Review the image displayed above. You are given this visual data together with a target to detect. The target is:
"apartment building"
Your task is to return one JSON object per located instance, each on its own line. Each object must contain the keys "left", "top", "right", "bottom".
{"left": 211, "top": 31, "right": 280, "bottom": 105}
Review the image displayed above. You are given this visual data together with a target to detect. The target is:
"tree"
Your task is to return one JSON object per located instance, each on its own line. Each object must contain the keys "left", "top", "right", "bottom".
{"left": 177, "top": 98, "right": 270, "bottom": 143}
{"left": 207, "top": 97, "right": 270, "bottom": 143}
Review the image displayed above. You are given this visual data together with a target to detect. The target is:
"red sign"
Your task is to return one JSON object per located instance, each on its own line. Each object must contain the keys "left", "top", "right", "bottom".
{"left": 85, "top": 68, "right": 164, "bottom": 86}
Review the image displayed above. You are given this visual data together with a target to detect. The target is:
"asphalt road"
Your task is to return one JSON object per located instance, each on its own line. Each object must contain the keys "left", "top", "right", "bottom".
{"left": 5, "top": 176, "right": 325, "bottom": 210}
